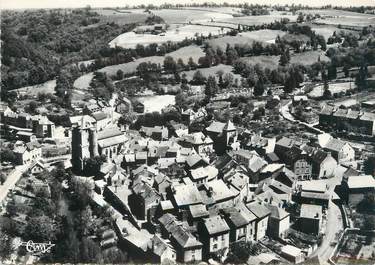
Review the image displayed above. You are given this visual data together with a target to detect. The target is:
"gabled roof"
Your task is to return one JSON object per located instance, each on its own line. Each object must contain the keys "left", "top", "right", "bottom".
{"left": 97, "top": 127, "right": 124, "bottom": 140}
{"left": 249, "top": 134, "right": 269, "bottom": 148}
{"left": 189, "top": 204, "right": 209, "bottom": 218}
{"left": 29, "top": 160, "right": 45, "bottom": 170}
{"left": 206, "top": 121, "right": 226, "bottom": 133}
{"left": 346, "top": 175, "right": 375, "bottom": 189}
{"left": 256, "top": 189, "right": 284, "bottom": 206}
{"left": 203, "top": 215, "right": 230, "bottom": 235}
{"left": 248, "top": 156, "right": 268, "bottom": 173}
{"left": 359, "top": 111, "right": 375, "bottom": 121}
{"left": 311, "top": 150, "right": 331, "bottom": 164}
{"left": 70, "top": 115, "right": 96, "bottom": 128}
{"left": 132, "top": 181, "right": 161, "bottom": 205}
{"left": 158, "top": 214, "right": 202, "bottom": 248}
{"left": 276, "top": 137, "right": 296, "bottom": 149}
{"left": 227, "top": 172, "right": 248, "bottom": 191}
{"left": 173, "top": 184, "right": 203, "bottom": 207}
{"left": 149, "top": 235, "right": 175, "bottom": 257}
{"left": 92, "top": 111, "right": 108, "bottom": 121}
{"left": 26, "top": 141, "right": 42, "bottom": 150}
{"left": 190, "top": 166, "right": 218, "bottom": 181}
{"left": 265, "top": 204, "right": 289, "bottom": 220}
{"left": 269, "top": 179, "right": 292, "bottom": 194}
{"left": 223, "top": 120, "right": 236, "bottom": 131}
{"left": 160, "top": 200, "right": 174, "bottom": 211}
{"left": 324, "top": 138, "right": 347, "bottom": 153}
{"left": 285, "top": 146, "right": 303, "bottom": 163}
{"left": 319, "top": 105, "right": 335, "bottom": 115}
{"left": 246, "top": 202, "right": 271, "bottom": 219}
{"left": 186, "top": 154, "right": 207, "bottom": 168}
{"left": 98, "top": 134, "right": 127, "bottom": 148}
{"left": 266, "top": 152, "right": 280, "bottom": 162}
{"left": 204, "top": 179, "right": 238, "bottom": 202}
{"left": 222, "top": 207, "right": 251, "bottom": 228}
{"left": 300, "top": 204, "right": 322, "bottom": 219}
{"left": 333, "top": 108, "right": 348, "bottom": 118}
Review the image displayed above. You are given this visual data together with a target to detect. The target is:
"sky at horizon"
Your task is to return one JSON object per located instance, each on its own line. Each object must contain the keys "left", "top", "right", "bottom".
{"left": 2, "top": 0, "right": 375, "bottom": 10}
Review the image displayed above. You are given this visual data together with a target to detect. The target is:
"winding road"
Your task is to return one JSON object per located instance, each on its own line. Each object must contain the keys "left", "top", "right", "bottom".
{"left": 0, "top": 164, "right": 30, "bottom": 204}
{"left": 279, "top": 100, "right": 324, "bottom": 134}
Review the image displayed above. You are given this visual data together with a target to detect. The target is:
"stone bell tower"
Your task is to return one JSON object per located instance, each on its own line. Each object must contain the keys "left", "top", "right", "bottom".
{"left": 71, "top": 116, "right": 98, "bottom": 172}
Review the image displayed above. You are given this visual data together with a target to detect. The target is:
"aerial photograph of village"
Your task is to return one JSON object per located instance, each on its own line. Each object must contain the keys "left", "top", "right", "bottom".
{"left": 0, "top": 0, "right": 374, "bottom": 264}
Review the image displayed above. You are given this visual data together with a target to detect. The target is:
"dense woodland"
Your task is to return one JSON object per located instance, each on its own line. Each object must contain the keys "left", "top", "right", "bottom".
{"left": 1, "top": 8, "right": 136, "bottom": 92}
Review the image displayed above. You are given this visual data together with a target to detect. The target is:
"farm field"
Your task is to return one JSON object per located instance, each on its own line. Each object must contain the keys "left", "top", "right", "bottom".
{"left": 13, "top": 80, "right": 56, "bottom": 96}
{"left": 218, "top": 12, "right": 297, "bottom": 26}
{"left": 307, "top": 24, "right": 359, "bottom": 40}
{"left": 315, "top": 17, "right": 375, "bottom": 28}
{"left": 240, "top": 29, "right": 286, "bottom": 43}
{"left": 282, "top": 33, "right": 310, "bottom": 43}
{"left": 179, "top": 7, "right": 243, "bottom": 16}
{"left": 207, "top": 29, "right": 286, "bottom": 50}
{"left": 101, "top": 45, "right": 204, "bottom": 76}
{"left": 181, "top": 64, "right": 241, "bottom": 81}
{"left": 74, "top": 72, "right": 95, "bottom": 91}
{"left": 290, "top": 50, "right": 330, "bottom": 65}
{"left": 95, "top": 9, "right": 148, "bottom": 25}
{"left": 152, "top": 9, "right": 233, "bottom": 24}
{"left": 207, "top": 35, "right": 255, "bottom": 49}
{"left": 301, "top": 9, "right": 375, "bottom": 27}
{"left": 109, "top": 24, "right": 230, "bottom": 49}
{"left": 239, "top": 55, "right": 279, "bottom": 70}
{"left": 239, "top": 50, "right": 329, "bottom": 70}
{"left": 73, "top": 46, "right": 204, "bottom": 90}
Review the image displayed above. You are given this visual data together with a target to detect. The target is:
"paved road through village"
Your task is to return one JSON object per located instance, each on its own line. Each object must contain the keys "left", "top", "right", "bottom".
{"left": 299, "top": 175, "right": 345, "bottom": 264}
{"left": 0, "top": 164, "right": 29, "bottom": 204}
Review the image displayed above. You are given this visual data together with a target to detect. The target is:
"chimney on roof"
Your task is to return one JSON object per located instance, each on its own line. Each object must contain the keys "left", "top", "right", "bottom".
{"left": 208, "top": 186, "right": 213, "bottom": 197}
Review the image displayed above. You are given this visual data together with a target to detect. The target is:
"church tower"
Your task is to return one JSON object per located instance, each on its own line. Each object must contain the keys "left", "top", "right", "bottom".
{"left": 71, "top": 116, "right": 97, "bottom": 172}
